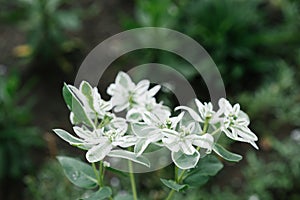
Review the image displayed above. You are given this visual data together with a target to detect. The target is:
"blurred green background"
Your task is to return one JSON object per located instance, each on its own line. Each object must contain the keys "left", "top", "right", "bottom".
{"left": 0, "top": 0, "right": 299, "bottom": 199}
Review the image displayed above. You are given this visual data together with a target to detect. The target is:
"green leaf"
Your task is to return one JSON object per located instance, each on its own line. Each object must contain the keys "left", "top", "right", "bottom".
{"left": 184, "top": 175, "right": 210, "bottom": 187}
{"left": 81, "top": 187, "right": 112, "bottom": 200}
{"left": 108, "top": 150, "right": 150, "bottom": 167}
{"left": 62, "top": 83, "right": 93, "bottom": 127}
{"left": 213, "top": 143, "right": 243, "bottom": 162}
{"left": 160, "top": 178, "right": 188, "bottom": 192}
{"left": 57, "top": 156, "right": 97, "bottom": 189}
{"left": 188, "top": 155, "right": 223, "bottom": 177}
{"left": 183, "top": 155, "right": 223, "bottom": 187}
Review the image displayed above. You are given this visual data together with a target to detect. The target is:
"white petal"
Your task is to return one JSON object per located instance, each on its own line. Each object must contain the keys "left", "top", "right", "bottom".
{"left": 114, "top": 102, "right": 130, "bottom": 112}
{"left": 116, "top": 71, "right": 135, "bottom": 89}
{"left": 169, "top": 112, "right": 185, "bottom": 129}
{"left": 179, "top": 140, "right": 196, "bottom": 155}
{"left": 163, "top": 137, "right": 180, "bottom": 152}
{"left": 73, "top": 126, "right": 91, "bottom": 139}
{"left": 107, "top": 84, "right": 116, "bottom": 95}
{"left": 126, "top": 108, "right": 143, "bottom": 122}
{"left": 189, "top": 134, "right": 214, "bottom": 151}
{"left": 148, "top": 85, "right": 161, "bottom": 97}
{"left": 113, "top": 135, "right": 137, "bottom": 147}
{"left": 135, "top": 80, "right": 150, "bottom": 94}
{"left": 134, "top": 139, "right": 151, "bottom": 156}
{"left": 175, "top": 106, "right": 202, "bottom": 122}
{"left": 86, "top": 140, "right": 112, "bottom": 163}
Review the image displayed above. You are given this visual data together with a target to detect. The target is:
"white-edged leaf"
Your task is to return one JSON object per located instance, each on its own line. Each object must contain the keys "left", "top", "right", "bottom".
{"left": 213, "top": 143, "right": 242, "bottom": 162}
{"left": 63, "top": 83, "right": 94, "bottom": 127}
{"left": 86, "top": 141, "right": 112, "bottom": 163}
{"left": 108, "top": 150, "right": 150, "bottom": 167}
{"left": 172, "top": 150, "right": 200, "bottom": 170}
{"left": 53, "top": 129, "right": 83, "bottom": 144}
{"left": 134, "top": 139, "right": 150, "bottom": 156}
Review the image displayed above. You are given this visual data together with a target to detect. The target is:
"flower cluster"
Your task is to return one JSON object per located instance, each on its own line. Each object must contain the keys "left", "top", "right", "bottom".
{"left": 54, "top": 72, "right": 258, "bottom": 170}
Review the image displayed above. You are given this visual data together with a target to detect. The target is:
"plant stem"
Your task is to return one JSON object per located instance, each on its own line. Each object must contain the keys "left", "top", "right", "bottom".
{"left": 128, "top": 160, "right": 138, "bottom": 200}
{"left": 165, "top": 189, "right": 176, "bottom": 200}
{"left": 165, "top": 117, "right": 212, "bottom": 199}
{"left": 175, "top": 165, "right": 178, "bottom": 182}
{"left": 165, "top": 166, "right": 185, "bottom": 200}
{"left": 99, "top": 161, "right": 104, "bottom": 187}
{"left": 211, "top": 127, "right": 221, "bottom": 136}
{"left": 92, "top": 162, "right": 101, "bottom": 186}
{"left": 202, "top": 117, "right": 210, "bottom": 134}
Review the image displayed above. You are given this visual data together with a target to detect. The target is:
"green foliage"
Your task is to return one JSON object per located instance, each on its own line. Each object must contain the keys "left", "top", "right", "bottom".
{"left": 161, "top": 178, "right": 187, "bottom": 192}
{"left": 238, "top": 61, "right": 300, "bottom": 133}
{"left": 1, "top": 0, "right": 99, "bottom": 71}
{"left": 0, "top": 72, "right": 43, "bottom": 180}
{"left": 57, "top": 156, "right": 98, "bottom": 189}
{"left": 183, "top": 155, "right": 223, "bottom": 187}
{"left": 123, "top": 0, "right": 300, "bottom": 91}
{"left": 175, "top": 136, "right": 300, "bottom": 200}
{"left": 25, "top": 159, "right": 89, "bottom": 200}
{"left": 79, "top": 187, "right": 112, "bottom": 200}
{"left": 243, "top": 137, "right": 300, "bottom": 200}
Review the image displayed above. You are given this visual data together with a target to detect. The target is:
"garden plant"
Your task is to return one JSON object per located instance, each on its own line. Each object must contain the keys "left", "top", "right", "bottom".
{"left": 54, "top": 71, "right": 258, "bottom": 199}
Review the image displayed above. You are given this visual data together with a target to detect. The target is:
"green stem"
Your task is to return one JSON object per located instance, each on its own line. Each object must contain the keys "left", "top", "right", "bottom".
{"left": 99, "top": 161, "right": 104, "bottom": 187}
{"left": 128, "top": 160, "right": 138, "bottom": 200}
{"left": 165, "top": 189, "right": 176, "bottom": 200}
{"left": 165, "top": 117, "right": 212, "bottom": 199}
{"left": 211, "top": 127, "right": 222, "bottom": 136}
{"left": 202, "top": 117, "right": 211, "bottom": 134}
{"left": 92, "top": 162, "right": 101, "bottom": 186}
{"left": 175, "top": 166, "right": 178, "bottom": 182}
{"left": 165, "top": 166, "right": 185, "bottom": 200}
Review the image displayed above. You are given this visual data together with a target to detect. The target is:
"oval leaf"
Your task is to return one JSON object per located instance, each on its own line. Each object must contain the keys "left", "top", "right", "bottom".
{"left": 172, "top": 151, "right": 200, "bottom": 170}
{"left": 81, "top": 187, "right": 112, "bottom": 200}
{"left": 187, "top": 155, "right": 223, "bottom": 177}
{"left": 57, "top": 156, "right": 97, "bottom": 189}
{"left": 160, "top": 178, "right": 188, "bottom": 192}
{"left": 183, "top": 155, "right": 223, "bottom": 187}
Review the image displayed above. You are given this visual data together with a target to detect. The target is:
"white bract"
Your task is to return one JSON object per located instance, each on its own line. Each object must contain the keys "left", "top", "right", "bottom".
{"left": 176, "top": 99, "right": 216, "bottom": 123}
{"left": 162, "top": 120, "right": 214, "bottom": 169}
{"left": 131, "top": 111, "right": 182, "bottom": 156}
{"left": 54, "top": 71, "right": 259, "bottom": 170}
{"left": 217, "top": 98, "right": 258, "bottom": 149}
{"left": 107, "top": 72, "right": 161, "bottom": 112}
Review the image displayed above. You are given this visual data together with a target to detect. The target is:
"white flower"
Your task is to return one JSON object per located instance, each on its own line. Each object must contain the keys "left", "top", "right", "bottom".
{"left": 175, "top": 99, "right": 216, "bottom": 123}
{"left": 126, "top": 98, "right": 170, "bottom": 123}
{"left": 107, "top": 72, "right": 160, "bottom": 112}
{"left": 217, "top": 98, "right": 259, "bottom": 149}
{"left": 67, "top": 81, "right": 112, "bottom": 124}
{"left": 162, "top": 121, "right": 214, "bottom": 169}
{"left": 131, "top": 111, "right": 181, "bottom": 156}
{"left": 72, "top": 117, "right": 137, "bottom": 163}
